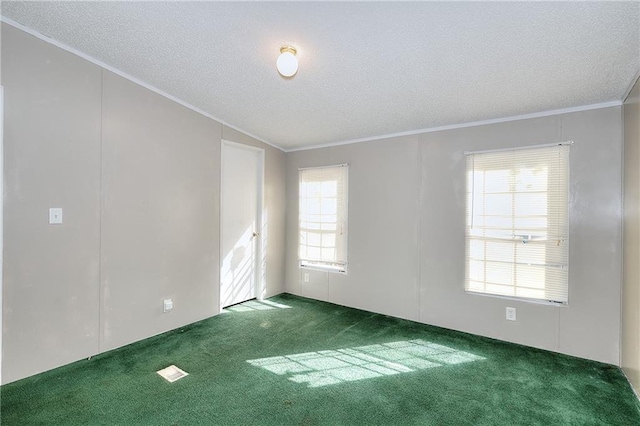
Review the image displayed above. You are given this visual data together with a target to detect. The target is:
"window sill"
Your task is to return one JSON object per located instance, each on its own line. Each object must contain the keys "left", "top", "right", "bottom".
{"left": 465, "top": 291, "right": 567, "bottom": 306}
{"left": 300, "top": 263, "right": 347, "bottom": 275}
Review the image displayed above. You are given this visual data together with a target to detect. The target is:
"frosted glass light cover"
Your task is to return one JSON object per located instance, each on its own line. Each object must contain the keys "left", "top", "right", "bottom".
{"left": 277, "top": 51, "right": 298, "bottom": 77}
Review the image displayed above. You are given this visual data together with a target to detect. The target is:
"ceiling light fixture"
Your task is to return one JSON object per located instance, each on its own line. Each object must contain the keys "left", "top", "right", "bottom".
{"left": 276, "top": 46, "right": 298, "bottom": 78}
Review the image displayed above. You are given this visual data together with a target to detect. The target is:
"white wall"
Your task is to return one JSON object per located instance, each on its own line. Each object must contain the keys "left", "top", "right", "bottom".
{"left": 100, "top": 71, "right": 222, "bottom": 352}
{"left": 286, "top": 136, "right": 422, "bottom": 320}
{"left": 1, "top": 23, "right": 286, "bottom": 384}
{"left": 286, "top": 107, "right": 623, "bottom": 365}
{"left": 2, "top": 23, "right": 103, "bottom": 383}
{"left": 623, "top": 75, "right": 640, "bottom": 394}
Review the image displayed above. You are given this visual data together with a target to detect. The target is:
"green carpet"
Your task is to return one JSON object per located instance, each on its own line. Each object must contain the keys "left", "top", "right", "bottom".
{"left": 1, "top": 294, "right": 639, "bottom": 425}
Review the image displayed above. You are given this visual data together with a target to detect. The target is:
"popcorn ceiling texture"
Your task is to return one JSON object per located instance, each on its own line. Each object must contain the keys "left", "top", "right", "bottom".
{"left": 2, "top": 1, "right": 639, "bottom": 150}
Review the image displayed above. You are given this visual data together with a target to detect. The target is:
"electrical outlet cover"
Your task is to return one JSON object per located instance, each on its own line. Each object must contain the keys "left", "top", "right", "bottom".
{"left": 49, "top": 207, "right": 63, "bottom": 224}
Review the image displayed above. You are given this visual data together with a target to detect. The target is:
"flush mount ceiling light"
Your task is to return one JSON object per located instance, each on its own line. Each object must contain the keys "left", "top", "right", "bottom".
{"left": 276, "top": 45, "right": 298, "bottom": 78}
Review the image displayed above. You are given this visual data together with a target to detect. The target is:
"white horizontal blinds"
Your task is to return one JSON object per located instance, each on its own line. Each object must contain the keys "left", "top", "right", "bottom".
{"left": 465, "top": 144, "right": 570, "bottom": 303}
{"left": 299, "top": 165, "right": 348, "bottom": 272}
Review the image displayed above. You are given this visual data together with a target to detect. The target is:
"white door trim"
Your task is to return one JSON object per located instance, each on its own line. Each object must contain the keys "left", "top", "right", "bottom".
{"left": 219, "top": 140, "right": 265, "bottom": 312}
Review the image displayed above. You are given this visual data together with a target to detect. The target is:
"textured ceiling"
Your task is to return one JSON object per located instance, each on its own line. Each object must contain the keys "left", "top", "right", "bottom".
{"left": 2, "top": 1, "right": 639, "bottom": 151}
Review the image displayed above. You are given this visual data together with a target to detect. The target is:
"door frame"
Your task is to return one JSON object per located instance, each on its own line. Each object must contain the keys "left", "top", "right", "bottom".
{"left": 219, "top": 140, "right": 265, "bottom": 312}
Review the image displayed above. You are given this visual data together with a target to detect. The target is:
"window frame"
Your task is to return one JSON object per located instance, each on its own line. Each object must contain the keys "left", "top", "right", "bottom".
{"left": 298, "top": 164, "right": 349, "bottom": 274}
{"left": 464, "top": 143, "right": 571, "bottom": 305}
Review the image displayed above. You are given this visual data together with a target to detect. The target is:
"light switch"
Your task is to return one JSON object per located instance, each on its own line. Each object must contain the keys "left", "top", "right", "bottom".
{"left": 164, "top": 298, "right": 173, "bottom": 313}
{"left": 49, "top": 208, "right": 63, "bottom": 224}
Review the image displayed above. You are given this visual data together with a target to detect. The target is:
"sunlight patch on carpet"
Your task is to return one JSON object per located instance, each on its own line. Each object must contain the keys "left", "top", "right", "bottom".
{"left": 157, "top": 365, "right": 189, "bottom": 383}
{"left": 222, "top": 299, "right": 292, "bottom": 313}
{"left": 247, "top": 339, "right": 484, "bottom": 387}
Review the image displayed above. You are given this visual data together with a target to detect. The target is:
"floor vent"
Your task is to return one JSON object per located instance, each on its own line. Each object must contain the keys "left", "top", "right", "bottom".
{"left": 157, "top": 365, "right": 189, "bottom": 383}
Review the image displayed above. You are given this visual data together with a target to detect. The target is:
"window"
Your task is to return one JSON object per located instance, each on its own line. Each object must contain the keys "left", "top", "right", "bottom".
{"left": 299, "top": 165, "right": 348, "bottom": 273}
{"left": 465, "top": 144, "right": 570, "bottom": 304}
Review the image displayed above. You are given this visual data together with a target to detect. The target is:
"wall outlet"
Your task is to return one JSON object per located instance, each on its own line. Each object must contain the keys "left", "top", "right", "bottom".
{"left": 163, "top": 298, "right": 173, "bottom": 313}
{"left": 49, "top": 207, "right": 63, "bottom": 224}
{"left": 303, "top": 273, "right": 310, "bottom": 283}
{"left": 506, "top": 307, "right": 516, "bottom": 321}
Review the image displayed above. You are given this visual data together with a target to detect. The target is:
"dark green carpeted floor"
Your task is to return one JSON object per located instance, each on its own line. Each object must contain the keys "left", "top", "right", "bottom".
{"left": 1, "top": 294, "right": 639, "bottom": 425}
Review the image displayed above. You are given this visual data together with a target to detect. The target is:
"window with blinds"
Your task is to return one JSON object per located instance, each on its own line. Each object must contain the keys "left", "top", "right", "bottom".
{"left": 465, "top": 144, "right": 570, "bottom": 304}
{"left": 299, "top": 165, "right": 349, "bottom": 273}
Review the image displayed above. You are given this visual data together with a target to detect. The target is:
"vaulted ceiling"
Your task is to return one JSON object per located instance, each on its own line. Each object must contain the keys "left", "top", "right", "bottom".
{"left": 2, "top": 1, "right": 639, "bottom": 151}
